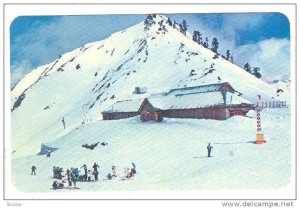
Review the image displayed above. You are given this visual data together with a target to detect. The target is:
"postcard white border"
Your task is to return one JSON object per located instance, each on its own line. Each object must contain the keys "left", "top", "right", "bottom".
{"left": 2, "top": 3, "right": 297, "bottom": 201}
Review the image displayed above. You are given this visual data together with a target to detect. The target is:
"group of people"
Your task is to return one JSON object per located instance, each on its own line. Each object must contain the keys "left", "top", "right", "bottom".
{"left": 106, "top": 162, "right": 136, "bottom": 180}
{"left": 51, "top": 143, "right": 212, "bottom": 190}
{"left": 52, "top": 166, "right": 83, "bottom": 190}
{"left": 51, "top": 162, "right": 137, "bottom": 190}
{"left": 38, "top": 144, "right": 212, "bottom": 191}
{"left": 53, "top": 166, "right": 64, "bottom": 179}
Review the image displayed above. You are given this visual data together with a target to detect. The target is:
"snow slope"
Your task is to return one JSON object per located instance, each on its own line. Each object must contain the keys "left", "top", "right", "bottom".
{"left": 10, "top": 13, "right": 291, "bottom": 184}
{"left": 11, "top": 108, "right": 291, "bottom": 193}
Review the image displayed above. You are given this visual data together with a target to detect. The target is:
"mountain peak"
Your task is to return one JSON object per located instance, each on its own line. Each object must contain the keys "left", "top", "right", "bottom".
{"left": 11, "top": 15, "right": 290, "bottom": 157}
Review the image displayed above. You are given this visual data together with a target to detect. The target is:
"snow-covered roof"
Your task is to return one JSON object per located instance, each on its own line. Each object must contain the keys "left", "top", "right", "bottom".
{"left": 226, "top": 93, "right": 252, "bottom": 105}
{"left": 102, "top": 99, "right": 144, "bottom": 113}
{"left": 103, "top": 91, "right": 252, "bottom": 113}
{"left": 146, "top": 91, "right": 252, "bottom": 110}
{"left": 167, "top": 82, "right": 235, "bottom": 96}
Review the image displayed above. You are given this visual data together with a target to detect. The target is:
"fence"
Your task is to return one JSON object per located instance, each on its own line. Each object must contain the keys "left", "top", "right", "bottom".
{"left": 256, "top": 101, "right": 287, "bottom": 109}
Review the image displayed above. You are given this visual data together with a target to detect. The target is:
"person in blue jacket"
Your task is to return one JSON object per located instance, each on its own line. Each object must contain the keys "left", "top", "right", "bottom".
{"left": 207, "top": 143, "right": 213, "bottom": 157}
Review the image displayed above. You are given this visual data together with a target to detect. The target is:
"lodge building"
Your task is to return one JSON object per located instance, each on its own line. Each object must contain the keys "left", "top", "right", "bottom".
{"left": 102, "top": 82, "right": 254, "bottom": 122}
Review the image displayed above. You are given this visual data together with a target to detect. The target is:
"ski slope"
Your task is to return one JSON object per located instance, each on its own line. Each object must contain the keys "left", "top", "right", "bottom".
{"left": 11, "top": 108, "right": 291, "bottom": 193}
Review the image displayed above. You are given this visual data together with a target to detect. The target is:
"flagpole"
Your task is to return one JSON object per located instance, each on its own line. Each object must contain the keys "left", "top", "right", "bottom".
{"left": 255, "top": 95, "right": 266, "bottom": 144}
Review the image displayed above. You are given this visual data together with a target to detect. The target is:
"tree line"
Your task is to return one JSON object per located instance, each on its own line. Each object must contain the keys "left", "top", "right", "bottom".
{"left": 144, "top": 15, "right": 263, "bottom": 79}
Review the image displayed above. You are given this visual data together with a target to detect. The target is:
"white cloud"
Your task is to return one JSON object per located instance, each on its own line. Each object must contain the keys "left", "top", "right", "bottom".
{"left": 11, "top": 59, "right": 33, "bottom": 89}
{"left": 234, "top": 38, "right": 290, "bottom": 82}
{"left": 10, "top": 15, "right": 144, "bottom": 78}
{"left": 170, "top": 15, "right": 290, "bottom": 82}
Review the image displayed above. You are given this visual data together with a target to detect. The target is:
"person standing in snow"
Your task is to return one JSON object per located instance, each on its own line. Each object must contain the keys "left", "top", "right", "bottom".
{"left": 87, "top": 170, "right": 93, "bottom": 182}
{"left": 81, "top": 164, "right": 88, "bottom": 181}
{"left": 68, "top": 178, "right": 72, "bottom": 189}
{"left": 31, "top": 166, "right": 37, "bottom": 175}
{"left": 67, "top": 169, "right": 70, "bottom": 180}
{"left": 69, "top": 168, "right": 78, "bottom": 189}
{"left": 207, "top": 143, "right": 213, "bottom": 157}
{"left": 130, "top": 162, "right": 136, "bottom": 177}
{"left": 112, "top": 166, "right": 117, "bottom": 178}
{"left": 107, "top": 166, "right": 117, "bottom": 180}
{"left": 62, "top": 117, "right": 66, "bottom": 129}
{"left": 92, "top": 162, "right": 100, "bottom": 181}
{"left": 125, "top": 163, "right": 136, "bottom": 179}
{"left": 53, "top": 166, "right": 56, "bottom": 178}
{"left": 70, "top": 172, "right": 77, "bottom": 188}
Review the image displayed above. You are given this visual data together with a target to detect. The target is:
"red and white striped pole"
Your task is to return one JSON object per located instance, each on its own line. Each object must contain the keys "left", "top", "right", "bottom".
{"left": 256, "top": 95, "right": 266, "bottom": 144}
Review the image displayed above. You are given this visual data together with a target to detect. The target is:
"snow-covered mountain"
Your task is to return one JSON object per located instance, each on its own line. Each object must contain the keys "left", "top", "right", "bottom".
{"left": 11, "top": 15, "right": 290, "bottom": 158}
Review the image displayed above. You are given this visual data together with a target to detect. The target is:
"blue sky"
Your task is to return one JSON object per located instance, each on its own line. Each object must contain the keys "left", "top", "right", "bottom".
{"left": 10, "top": 13, "right": 290, "bottom": 87}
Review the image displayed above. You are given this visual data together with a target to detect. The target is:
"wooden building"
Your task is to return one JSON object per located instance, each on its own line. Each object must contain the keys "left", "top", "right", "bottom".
{"left": 102, "top": 99, "right": 144, "bottom": 120}
{"left": 102, "top": 82, "right": 254, "bottom": 121}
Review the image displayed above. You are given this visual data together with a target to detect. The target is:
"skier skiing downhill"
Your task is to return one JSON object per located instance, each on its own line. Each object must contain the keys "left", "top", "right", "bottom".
{"left": 207, "top": 143, "right": 213, "bottom": 157}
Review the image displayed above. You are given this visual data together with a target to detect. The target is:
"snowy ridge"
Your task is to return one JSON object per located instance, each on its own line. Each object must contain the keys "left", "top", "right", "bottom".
{"left": 11, "top": 14, "right": 290, "bottom": 159}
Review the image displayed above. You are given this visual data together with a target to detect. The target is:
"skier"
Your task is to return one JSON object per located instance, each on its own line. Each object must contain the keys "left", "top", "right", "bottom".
{"left": 81, "top": 164, "right": 88, "bottom": 181}
{"left": 66, "top": 168, "right": 70, "bottom": 180}
{"left": 112, "top": 165, "right": 117, "bottom": 178}
{"left": 130, "top": 162, "right": 136, "bottom": 178}
{"left": 68, "top": 178, "right": 72, "bottom": 189}
{"left": 53, "top": 166, "right": 56, "bottom": 178}
{"left": 31, "top": 166, "right": 37, "bottom": 175}
{"left": 62, "top": 117, "right": 66, "bottom": 129}
{"left": 70, "top": 171, "right": 77, "bottom": 188}
{"left": 73, "top": 168, "right": 80, "bottom": 178}
{"left": 92, "top": 162, "right": 100, "bottom": 181}
{"left": 207, "top": 143, "right": 213, "bottom": 157}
